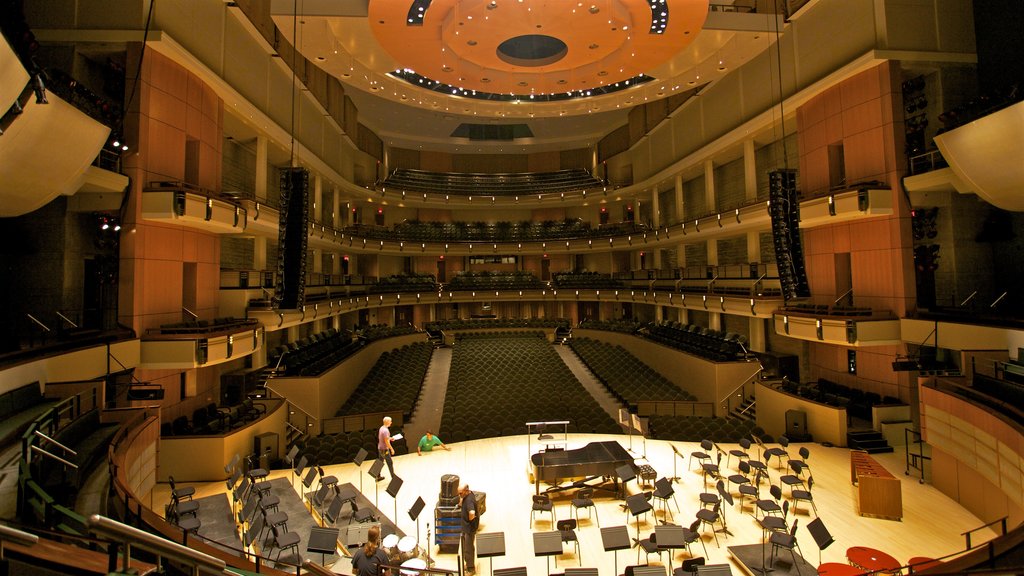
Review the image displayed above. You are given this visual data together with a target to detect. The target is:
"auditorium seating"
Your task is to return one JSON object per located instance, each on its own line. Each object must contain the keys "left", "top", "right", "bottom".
{"left": 151, "top": 316, "right": 258, "bottom": 334}
{"left": 425, "top": 318, "right": 569, "bottom": 331}
{"left": 336, "top": 342, "right": 433, "bottom": 419}
{"left": 775, "top": 378, "right": 903, "bottom": 420}
{"left": 381, "top": 168, "right": 603, "bottom": 196}
{"left": 368, "top": 273, "right": 438, "bottom": 293}
{"left": 267, "top": 328, "right": 365, "bottom": 376}
{"left": 446, "top": 270, "right": 545, "bottom": 291}
{"left": 439, "top": 332, "right": 618, "bottom": 441}
{"left": 342, "top": 219, "right": 647, "bottom": 243}
{"left": 553, "top": 272, "right": 625, "bottom": 289}
{"left": 641, "top": 322, "right": 751, "bottom": 362}
{"left": 567, "top": 337, "right": 697, "bottom": 410}
{"left": 576, "top": 318, "right": 642, "bottom": 333}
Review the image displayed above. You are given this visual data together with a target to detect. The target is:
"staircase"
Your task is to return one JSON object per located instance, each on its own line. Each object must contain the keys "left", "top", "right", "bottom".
{"left": 847, "top": 429, "right": 894, "bottom": 454}
{"left": 730, "top": 397, "right": 756, "bottom": 423}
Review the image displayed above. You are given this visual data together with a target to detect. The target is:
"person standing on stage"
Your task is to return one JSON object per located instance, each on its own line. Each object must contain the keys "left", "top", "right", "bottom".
{"left": 459, "top": 483, "right": 479, "bottom": 575}
{"left": 350, "top": 524, "right": 390, "bottom": 576}
{"left": 376, "top": 415, "right": 396, "bottom": 481}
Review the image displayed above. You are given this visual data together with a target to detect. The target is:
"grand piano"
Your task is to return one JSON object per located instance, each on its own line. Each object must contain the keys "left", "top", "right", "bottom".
{"left": 531, "top": 441, "right": 636, "bottom": 494}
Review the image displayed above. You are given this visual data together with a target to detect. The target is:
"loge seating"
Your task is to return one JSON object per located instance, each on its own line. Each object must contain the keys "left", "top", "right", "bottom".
{"left": 567, "top": 337, "right": 696, "bottom": 410}
{"left": 642, "top": 322, "right": 751, "bottom": 362}
{"left": 369, "top": 273, "right": 438, "bottom": 293}
{"left": 439, "top": 332, "right": 618, "bottom": 441}
{"left": 343, "top": 218, "right": 647, "bottom": 243}
{"left": 552, "top": 272, "right": 625, "bottom": 289}
{"left": 381, "top": 167, "right": 603, "bottom": 196}
{"left": 336, "top": 342, "right": 433, "bottom": 419}
{"left": 446, "top": 270, "right": 545, "bottom": 291}
{"left": 267, "top": 328, "right": 365, "bottom": 377}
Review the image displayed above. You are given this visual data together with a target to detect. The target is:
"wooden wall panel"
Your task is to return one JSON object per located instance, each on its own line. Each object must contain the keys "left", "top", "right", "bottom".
{"left": 421, "top": 150, "right": 454, "bottom": 172}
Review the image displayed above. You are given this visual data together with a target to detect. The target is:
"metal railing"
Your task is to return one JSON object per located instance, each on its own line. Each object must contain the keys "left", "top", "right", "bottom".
{"left": 909, "top": 149, "right": 948, "bottom": 175}
{"left": 962, "top": 516, "right": 1009, "bottom": 550}
{"left": 87, "top": 514, "right": 229, "bottom": 576}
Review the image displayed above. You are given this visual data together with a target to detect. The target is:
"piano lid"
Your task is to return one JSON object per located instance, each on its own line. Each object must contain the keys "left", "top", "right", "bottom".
{"left": 530, "top": 440, "right": 632, "bottom": 466}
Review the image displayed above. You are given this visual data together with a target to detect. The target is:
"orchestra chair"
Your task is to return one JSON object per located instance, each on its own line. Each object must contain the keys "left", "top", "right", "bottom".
{"left": 532, "top": 493, "right": 556, "bottom": 528}
{"left": 557, "top": 518, "right": 582, "bottom": 565}
{"left": 689, "top": 439, "right": 714, "bottom": 470}
{"left": 571, "top": 487, "right": 599, "bottom": 527}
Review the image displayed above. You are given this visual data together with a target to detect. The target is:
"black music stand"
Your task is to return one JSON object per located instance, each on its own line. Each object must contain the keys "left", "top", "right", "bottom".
{"left": 386, "top": 476, "right": 404, "bottom": 522}
{"left": 493, "top": 568, "right": 527, "bottom": 576}
{"left": 409, "top": 496, "right": 426, "bottom": 563}
{"left": 368, "top": 458, "right": 384, "bottom": 506}
{"left": 616, "top": 464, "right": 637, "bottom": 499}
{"left": 625, "top": 493, "right": 652, "bottom": 540}
{"left": 307, "top": 526, "right": 338, "bottom": 566}
{"left": 669, "top": 444, "right": 685, "bottom": 483}
{"left": 477, "top": 531, "right": 506, "bottom": 576}
{"left": 353, "top": 448, "right": 368, "bottom": 494}
{"left": 655, "top": 524, "right": 686, "bottom": 572}
{"left": 807, "top": 517, "right": 835, "bottom": 566}
{"left": 631, "top": 566, "right": 668, "bottom": 576}
{"left": 533, "top": 530, "right": 563, "bottom": 574}
{"left": 334, "top": 484, "right": 359, "bottom": 525}
{"left": 601, "top": 525, "right": 631, "bottom": 576}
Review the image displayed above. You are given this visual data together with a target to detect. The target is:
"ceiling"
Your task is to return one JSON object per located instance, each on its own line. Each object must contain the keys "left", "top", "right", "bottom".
{"left": 269, "top": 0, "right": 785, "bottom": 153}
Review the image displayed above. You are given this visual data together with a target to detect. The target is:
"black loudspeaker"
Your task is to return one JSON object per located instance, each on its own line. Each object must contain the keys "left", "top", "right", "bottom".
{"left": 768, "top": 169, "right": 811, "bottom": 300}
{"left": 275, "top": 167, "right": 309, "bottom": 309}
{"left": 254, "top": 432, "right": 279, "bottom": 461}
{"left": 786, "top": 410, "right": 808, "bottom": 440}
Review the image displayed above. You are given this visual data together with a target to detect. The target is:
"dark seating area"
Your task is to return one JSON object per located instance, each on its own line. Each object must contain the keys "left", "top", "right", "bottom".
{"left": 336, "top": 342, "right": 433, "bottom": 419}
{"left": 552, "top": 272, "right": 624, "bottom": 289}
{"left": 648, "top": 415, "right": 762, "bottom": 443}
{"left": 295, "top": 427, "right": 413, "bottom": 468}
{"left": 567, "top": 337, "right": 697, "bottom": 410}
{"left": 381, "top": 167, "right": 603, "bottom": 196}
{"left": 368, "top": 273, "right": 438, "bottom": 294}
{"left": 782, "top": 303, "right": 874, "bottom": 317}
{"left": 342, "top": 219, "right": 647, "bottom": 243}
{"left": 776, "top": 378, "right": 903, "bottom": 420}
{"left": 268, "top": 328, "right": 365, "bottom": 376}
{"left": 151, "top": 316, "right": 258, "bottom": 335}
{"left": 357, "top": 323, "right": 419, "bottom": 342}
{"left": 161, "top": 398, "right": 266, "bottom": 437}
{"left": 642, "top": 322, "right": 752, "bottom": 362}
{"left": 439, "top": 332, "right": 618, "bottom": 442}
{"left": 576, "top": 318, "right": 642, "bottom": 333}
{"left": 445, "top": 271, "right": 545, "bottom": 291}
{"left": 425, "top": 318, "right": 569, "bottom": 331}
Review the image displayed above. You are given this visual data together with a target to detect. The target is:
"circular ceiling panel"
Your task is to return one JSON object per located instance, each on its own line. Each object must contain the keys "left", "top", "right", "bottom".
{"left": 368, "top": 0, "right": 708, "bottom": 95}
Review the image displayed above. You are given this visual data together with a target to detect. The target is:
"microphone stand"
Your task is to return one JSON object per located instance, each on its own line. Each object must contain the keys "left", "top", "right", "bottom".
{"left": 425, "top": 522, "right": 435, "bottom": 566}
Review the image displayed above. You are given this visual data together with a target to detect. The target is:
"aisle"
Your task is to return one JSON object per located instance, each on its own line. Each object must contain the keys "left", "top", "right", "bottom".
{"left": 403, "top": 347, "right": 453, "bottom": 450}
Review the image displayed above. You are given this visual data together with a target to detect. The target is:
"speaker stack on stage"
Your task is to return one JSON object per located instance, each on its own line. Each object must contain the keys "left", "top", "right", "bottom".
{"left": 275, "top": 167, "right": 309, "bottom": 310}
{"left": 768, "top": 169, "right": 811, "bottom": 301}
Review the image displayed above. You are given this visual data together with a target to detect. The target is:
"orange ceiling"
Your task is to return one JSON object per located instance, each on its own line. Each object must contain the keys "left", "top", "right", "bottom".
{"left": 367, "top": 0, "right": 709, "bottom": 95}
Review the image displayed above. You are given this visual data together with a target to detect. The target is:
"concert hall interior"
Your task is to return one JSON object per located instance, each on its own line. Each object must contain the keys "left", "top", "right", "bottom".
{"left": 1, "top": 0, "right": 1024, "bottom": 575}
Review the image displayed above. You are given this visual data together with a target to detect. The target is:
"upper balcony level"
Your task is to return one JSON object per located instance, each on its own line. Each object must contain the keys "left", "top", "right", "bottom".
{"left": 143, "top": 183, "right": 894, "bottom": 257}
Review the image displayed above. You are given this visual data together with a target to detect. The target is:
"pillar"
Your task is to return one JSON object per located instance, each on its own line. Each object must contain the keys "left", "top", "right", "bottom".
{"left": 744, "top": 138, "right": 758, "bottom": 202}
{"left": 749, "top": 317, "right": 766, "bottom": 352}
{"left": 255, "top": 135, "right": 268, "bottom": 202}
{"left": 651, "top": 188, "right": 662, "bottom": 269}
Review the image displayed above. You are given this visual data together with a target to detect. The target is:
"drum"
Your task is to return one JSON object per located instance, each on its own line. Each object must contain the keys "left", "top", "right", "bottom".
{"left": 400, "top": 557, "right": 427, "bottom": 576}
{"left": 397, "top": 535, "right": 418, "bottom": 562}
{"left": 382, "top": 533, "right": 400, "bottom": 562}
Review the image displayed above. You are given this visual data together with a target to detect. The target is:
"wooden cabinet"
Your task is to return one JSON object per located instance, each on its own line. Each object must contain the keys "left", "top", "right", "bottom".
{"left": 850, "top": 450, "right": 902, "bottom": 520}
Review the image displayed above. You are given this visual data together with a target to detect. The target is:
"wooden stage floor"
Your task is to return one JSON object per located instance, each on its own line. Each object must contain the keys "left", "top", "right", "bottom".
{"left": 155, "top": 433, "right": 995, "bottom": 575}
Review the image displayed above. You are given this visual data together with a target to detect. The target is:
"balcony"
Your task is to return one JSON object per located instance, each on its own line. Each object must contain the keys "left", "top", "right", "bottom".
{"left": 140, "top": 318, "right": 262, "bottom": 369}
{"left": 773, "top": 307, "right": 901, "bottom": 346}
{"left": 141, "top": 182, "right": 248, "bottom": 234}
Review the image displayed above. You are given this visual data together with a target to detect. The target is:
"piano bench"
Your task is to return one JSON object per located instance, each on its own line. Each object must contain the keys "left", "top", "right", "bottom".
{"left": 638, "top": 464, "right": 657, "bottom": 487}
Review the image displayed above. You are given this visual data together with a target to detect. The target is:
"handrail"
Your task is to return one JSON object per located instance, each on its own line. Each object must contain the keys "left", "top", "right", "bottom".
{"left": 833, "top": 288, "right": 853, "bottom": 305}
{"left": 302, "top": 559, "right": 337, "bottom": 576}
{"left": 903, "top": 428, "right": 930, "bottom": 484}
{"left": 26, "top": 313, "right": 51, "bottom": 332}
{"left": 182, "top": 306, "right": 199, "bottom": 320}
{"left": 961, "top": 516, "right": 1009, "bottom": 550}
{"left": 0, "top": 523, "right": 40, "bottom": 548}
{"left": 30, "top": 445, "right": 79, "bottom": 469}
{"left": 720, "top": 366, "right": 763, "bottom": 414}
{"left": 959, "top": 290, "right": 978, "bottom": 307}
{"left": 56, "top": 311, "right": 78, "bottom": 329}
{"left": 33, "top": 430, "right": 78, "bottom": 457}
{"left": 990, "top": 291, "right": 1008, "bottom": 308}
{"left": 86, "top": 514, "right": 228, "bottom": 575}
